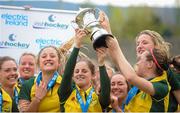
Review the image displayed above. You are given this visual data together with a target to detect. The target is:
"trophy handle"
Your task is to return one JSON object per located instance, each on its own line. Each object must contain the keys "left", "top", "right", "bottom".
{"left": 94, "top": 8, "right": 101, "bottom": 22}
{"left": 71, "top": 20, "right": 79, "bottom": 29}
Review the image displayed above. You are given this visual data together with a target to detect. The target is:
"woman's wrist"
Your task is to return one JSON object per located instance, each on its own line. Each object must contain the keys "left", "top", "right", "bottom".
{"left": 114, "top": 106, "right": 122, "bottom": 112}
{"left": 34, "top": 96, "right": 41, "bottom": 103}
{"left": 98, "top": 61, "right": 104, "bottom": 66}
{"left": 74, "top": 43, "right": 81, "bottom": 48}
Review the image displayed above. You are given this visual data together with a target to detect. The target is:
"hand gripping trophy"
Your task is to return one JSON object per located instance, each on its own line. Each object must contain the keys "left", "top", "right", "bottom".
{"left": 72, "top": 8, "right": 113, "bottom": 49}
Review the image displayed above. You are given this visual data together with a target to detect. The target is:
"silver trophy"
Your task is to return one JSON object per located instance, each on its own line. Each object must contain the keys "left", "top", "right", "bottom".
{"left": 72, "top": 8, "right": 113, "bottom": 49}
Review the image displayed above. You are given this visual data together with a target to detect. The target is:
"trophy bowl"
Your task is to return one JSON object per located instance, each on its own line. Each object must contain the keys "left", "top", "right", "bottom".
{"left": 72, "top": 8, "right": 113, "bottom": 49}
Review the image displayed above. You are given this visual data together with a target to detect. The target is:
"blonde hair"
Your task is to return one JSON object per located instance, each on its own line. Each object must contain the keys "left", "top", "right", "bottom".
{"left": 19, "top": 52, "right": 36, "bottom": 64}
{"left": 136, "top": 30, "right": 171, "bottom": 58}
{"left": 58, "top": 37, "right": 74, "bottom": 75}
{"left": 57, "top": 37, "right": 90, "bottom": 75}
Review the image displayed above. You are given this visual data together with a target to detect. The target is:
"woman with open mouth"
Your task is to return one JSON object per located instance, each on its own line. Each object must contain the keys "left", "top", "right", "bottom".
{"left": 0, "top": 56, "right": 19, "bottom": 112}
{"left": 59, "top": 28, "right": 110, "bottom": 112}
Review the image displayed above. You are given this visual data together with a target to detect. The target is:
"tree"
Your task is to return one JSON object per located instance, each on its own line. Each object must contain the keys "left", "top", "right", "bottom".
{"left": 120, "top": 6, "right": 166, "bottom": 39}
{"left": 107, "top": 5, "right": 124, "bottom": 38}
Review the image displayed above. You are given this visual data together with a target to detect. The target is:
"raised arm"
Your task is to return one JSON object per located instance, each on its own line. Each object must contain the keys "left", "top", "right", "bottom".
{"left": 99, "top": 11, "right": 112, "bottom": 34}
{"left": 59, "top": 29, "right": 87, "bottom": 104}
{"left": 96, "top": 47, "right": 111, "bottom": 109}
{"left": 106, "top": 37, "right": 155, "bottom": 96}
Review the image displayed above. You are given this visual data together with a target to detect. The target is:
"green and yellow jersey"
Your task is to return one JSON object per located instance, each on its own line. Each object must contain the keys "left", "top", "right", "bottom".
{"left": 59, "top": 47, "right": 110, "bottom": 112}
{"left": 125, "top": 71, "right": 170, "bottom": 112}
{"left": 64, "top": 86, "right": 102, "bottom": 112}
{"left": 18, "top": 75, "right": 62, "bottom": 112}
{"left": 167, "top": 69, "right": 180, "bottom": 112}
{"left": 0, "top": 86, "right": 19, "bottom": 112}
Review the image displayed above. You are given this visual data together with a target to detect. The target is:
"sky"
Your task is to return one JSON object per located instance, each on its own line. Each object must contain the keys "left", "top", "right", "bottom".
{"left": 62, "top": 0, "right": 178, "bottom": 7}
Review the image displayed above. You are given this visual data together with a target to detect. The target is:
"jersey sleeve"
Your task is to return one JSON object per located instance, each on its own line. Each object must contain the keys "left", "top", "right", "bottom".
{"left": 152, "top": 80, "right": 169, "bottom": 100}
{"left": 18, "top": 77, "right": 35, "bottom": 101}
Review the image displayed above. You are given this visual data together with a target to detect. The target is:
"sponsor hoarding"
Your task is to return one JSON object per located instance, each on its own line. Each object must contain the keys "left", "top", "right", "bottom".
{"left": 0, "top": 5, "right": 77, "bottom": 61}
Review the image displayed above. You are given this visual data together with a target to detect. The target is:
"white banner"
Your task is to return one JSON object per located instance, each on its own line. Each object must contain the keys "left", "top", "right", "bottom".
{"left": 0, "top": 5, "right": 77, "bottom": 61}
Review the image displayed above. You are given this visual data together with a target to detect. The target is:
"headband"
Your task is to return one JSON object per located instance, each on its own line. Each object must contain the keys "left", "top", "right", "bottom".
{"left": 150, "top": 49, "right": 164, "bottom": 71}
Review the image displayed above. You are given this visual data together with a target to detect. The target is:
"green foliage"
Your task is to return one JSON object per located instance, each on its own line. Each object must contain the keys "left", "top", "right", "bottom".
{"left": 78, "top": 3, "right": 179, "bottom": 43}
{"left": 174, "top": 7, "right": 180, "bottom": 37}
{"left": 107, "top": 5, "right": 124, "bottom": 38}
{"left": 107, "top": 6, "right": 169, "bottom": 39}
{"left": 80, "top": 1, "right": 95, "bottom": 8}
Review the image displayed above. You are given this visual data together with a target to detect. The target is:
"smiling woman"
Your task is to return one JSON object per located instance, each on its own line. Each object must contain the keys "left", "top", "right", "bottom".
{"left": 0, "top": 56, "right": 19, "bottom": 112}
{"left": 109, "top": 73, "right": 129, "bottom": 112}
{"left": 17, "top": 52, "right": 36, "bottom": 88}
{"left": 59, "top": 28, "right": 110, "bottom": 112}
{"left": 18, "top": 46, "right": 63, "bottom": 112}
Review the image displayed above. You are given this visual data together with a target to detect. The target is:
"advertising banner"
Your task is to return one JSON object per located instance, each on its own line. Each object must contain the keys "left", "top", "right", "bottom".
{"left": 0, "top": 5, "right": 77, "bottom": 61}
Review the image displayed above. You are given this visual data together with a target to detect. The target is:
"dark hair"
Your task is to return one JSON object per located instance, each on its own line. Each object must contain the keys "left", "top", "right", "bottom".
{"left": 146, "top": 48, "right": 169, "bottom": 76}
{"left": 0, "top": 56, "right": 17, "bottom": 70}
{"left": 170, "top": 55, "right": 180, "bottom": 73}
{"left": 76, "top": 57, "right": 95, "bottom": 75}
{"left": 37, "top": 46, "right": 61, "bottom": 67}
{"left": 111, "top": 72, "right": 130, "bottom": 91}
